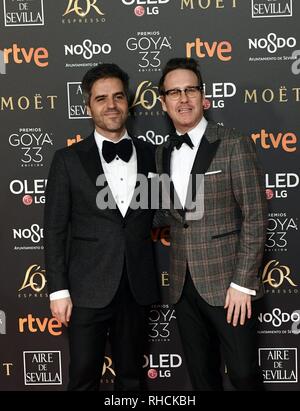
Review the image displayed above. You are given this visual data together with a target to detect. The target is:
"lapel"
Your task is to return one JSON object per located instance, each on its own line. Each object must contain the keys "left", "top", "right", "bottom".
{"left": 187, "top": 121, "right": 221, "bottom": 207}
{"left": 75, "top": 133, "right": 123, "bottom": 221}
{"left": 162, "top": 136, "right": 185, "bottom": 220}
{"left": 162, "top": 121, "right": 221, "bottom": 221}
{"left": 124, "top": 137, "right": 146, "bottom": 220}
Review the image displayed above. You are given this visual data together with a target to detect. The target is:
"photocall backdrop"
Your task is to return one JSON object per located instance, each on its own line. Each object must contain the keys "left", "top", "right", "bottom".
{"left": 0, "top": 0, "right": 299, "bottom": 391}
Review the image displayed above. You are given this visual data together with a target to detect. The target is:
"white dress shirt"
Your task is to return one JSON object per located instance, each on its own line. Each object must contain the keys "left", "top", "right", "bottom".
{"left": 50, "top": 130, "right": 137, "bottom": 301}
{"left": 170, "top": 118, "right": 255, "bottom": 297}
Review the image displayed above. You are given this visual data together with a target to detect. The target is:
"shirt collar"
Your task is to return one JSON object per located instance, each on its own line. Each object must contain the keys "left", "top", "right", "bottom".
{"left": 176, "top": 117, "right": 208, "bottom": 149}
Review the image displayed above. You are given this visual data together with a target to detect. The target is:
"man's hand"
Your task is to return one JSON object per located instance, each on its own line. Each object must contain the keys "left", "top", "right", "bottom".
{"left": 50, "top": 297, "right": 73, "bottom": 327}
{"left": 224, "top": 287, "right": 251, "bottom": 326}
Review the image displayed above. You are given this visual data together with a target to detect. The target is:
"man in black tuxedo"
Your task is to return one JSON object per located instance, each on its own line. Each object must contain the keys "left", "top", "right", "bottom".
{"left": 44, "top": 63, "right": 159, "bottom": 391}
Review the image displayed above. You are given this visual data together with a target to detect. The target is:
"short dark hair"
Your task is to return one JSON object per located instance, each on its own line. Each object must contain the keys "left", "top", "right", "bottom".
{"left": 81, "top": 63, "right": 129, "bottom": 106}
{"left": 158, "top": 58, "right": 204, "bottom": 96}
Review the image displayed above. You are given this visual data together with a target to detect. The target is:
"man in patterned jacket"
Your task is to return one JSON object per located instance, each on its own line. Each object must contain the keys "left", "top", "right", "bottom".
{"left": 155, "top": 58, "right": 268, "bottom": 390}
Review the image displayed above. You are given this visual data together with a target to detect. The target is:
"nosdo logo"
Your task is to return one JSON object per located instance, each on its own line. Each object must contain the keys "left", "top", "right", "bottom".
{"left": 13, "top": 224, "right": 44, "bottom": 243}
{"left": 258, "top": 308, "right": 300, "bottom": 328}
{"left": 186, "top": 37, "right": 232, "bottom": 61}
{"left": 3, "top": 44, "right": 48, "bottom": 67}
{"left": 137, "top": 130, "right": 169, "bottom": 145}
{"left": 249, "top": 33, "right": 296, "bottom": 54}
{"left": 18, "top": 315, "right": 62, "bottom": 336}
{"left": 64, "top": 39, "right": 111, "bottom": 60}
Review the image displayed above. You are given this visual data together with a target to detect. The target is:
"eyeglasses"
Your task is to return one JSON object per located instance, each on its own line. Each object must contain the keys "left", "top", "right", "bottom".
{"left": 163, "top": 86, "right": 202, "bottom": 100}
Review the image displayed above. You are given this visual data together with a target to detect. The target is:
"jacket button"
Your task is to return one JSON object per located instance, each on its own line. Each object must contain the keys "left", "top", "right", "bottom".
{"left": 183, "top": 223, "right": 189, "bottom": 229}
{"left": 122, "top": 222, "right": 126, "bottom": 228}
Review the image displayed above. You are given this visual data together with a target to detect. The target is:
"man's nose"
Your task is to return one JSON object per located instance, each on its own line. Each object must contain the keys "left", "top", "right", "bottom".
{"left": 179, "top": 90, "right": 188, "bottom": 102}
{"left": 107, "top": 96, "right": 117, "bottom": 107}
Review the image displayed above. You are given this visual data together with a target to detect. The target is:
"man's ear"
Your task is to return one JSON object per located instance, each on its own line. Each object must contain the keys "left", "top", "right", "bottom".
{"left": 159, "top": 96, "right": 167, "bottom": 112}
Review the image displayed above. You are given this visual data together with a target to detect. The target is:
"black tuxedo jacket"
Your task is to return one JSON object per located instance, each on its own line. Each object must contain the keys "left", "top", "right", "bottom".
{"left": 44, "top": 134, "right": 159, "bottom": 308}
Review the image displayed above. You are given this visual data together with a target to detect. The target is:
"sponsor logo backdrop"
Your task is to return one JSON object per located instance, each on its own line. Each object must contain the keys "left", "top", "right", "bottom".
{"left": 0, "top": 0, "right": 299, "bottom": 390}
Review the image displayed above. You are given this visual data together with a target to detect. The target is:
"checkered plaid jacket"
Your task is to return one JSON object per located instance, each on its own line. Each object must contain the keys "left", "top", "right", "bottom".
{"left": 155, "top": 121, "right": 268, "bottom": 306}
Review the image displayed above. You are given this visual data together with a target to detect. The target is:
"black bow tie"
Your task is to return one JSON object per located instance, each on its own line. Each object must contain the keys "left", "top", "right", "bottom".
{"left": 169, "top": 133, "right": 194, "bottom": 150}
{"left": 102, "top": 139, "right": 133, "bottom": 163}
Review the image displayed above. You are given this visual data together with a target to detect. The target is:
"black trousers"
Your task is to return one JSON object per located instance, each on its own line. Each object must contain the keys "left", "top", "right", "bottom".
{"left": 175, "top": 270, "right": 263, "bottom": 391}
{"left": 67, "top": 269, "right": 146, "bottom": 391}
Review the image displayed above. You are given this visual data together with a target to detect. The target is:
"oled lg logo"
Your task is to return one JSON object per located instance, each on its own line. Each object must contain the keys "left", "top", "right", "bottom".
{"left": 203, "top": 82, "right": 236, "bottom": 109}
{"left": 121, "top": 0, "right": 170, "bottom": 16}
{"left": 0, "top": 311, "right": 6, "bottom": 335}
{"left": 143, "top": 354, "right": 182, "bottom": 379}
{"left": 265, "top": 173, "right": 299, "bottom": 199}
{"left": 9, "top": 179, "right": 47, "bottom": 205}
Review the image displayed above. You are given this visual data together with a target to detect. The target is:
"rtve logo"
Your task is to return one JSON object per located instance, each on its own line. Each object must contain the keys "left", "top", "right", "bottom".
{"left": 3, "top": 44, "right": 48, "bottom": 67}
{"left": 251, "top": 129, "right": 297, "bottom": 152}
{"left": 186, "top": 37, "right": 232, "bottom": 61}
{"left": 18, "top": 315, "right": 63, "bottom": 336}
